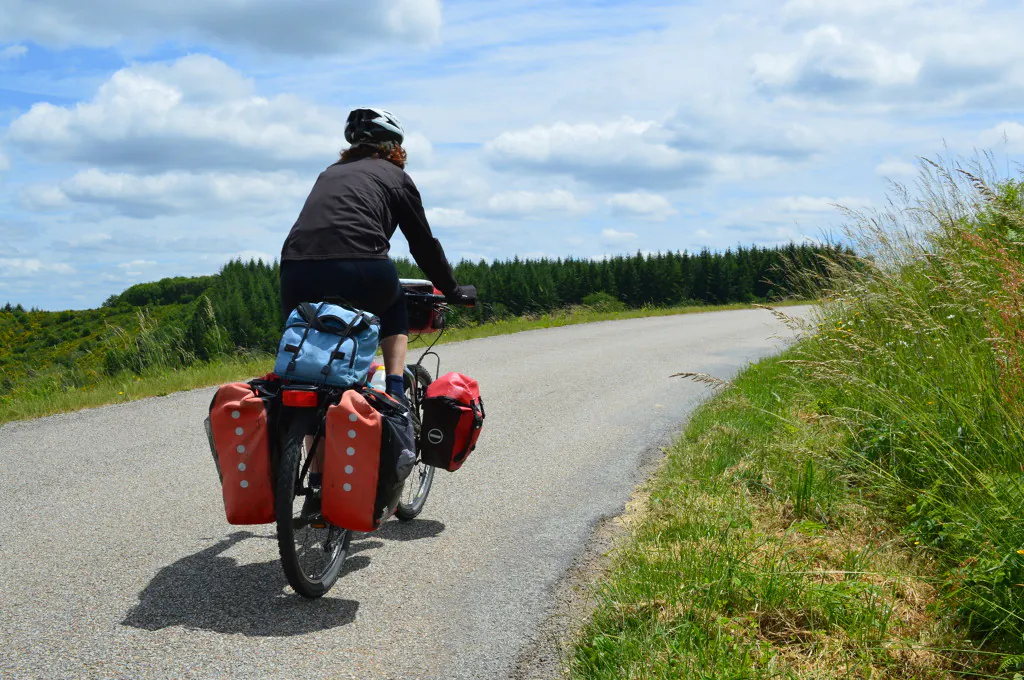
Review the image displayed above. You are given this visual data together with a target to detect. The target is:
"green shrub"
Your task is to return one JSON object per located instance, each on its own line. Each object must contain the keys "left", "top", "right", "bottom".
{"left": 582, "top": 291, "right": 627, "bottom": 312}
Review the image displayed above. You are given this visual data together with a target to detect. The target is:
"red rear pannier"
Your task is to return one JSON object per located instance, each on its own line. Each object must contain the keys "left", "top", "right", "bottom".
{"left": 207, "top": 383, "right": 275, "bottom": 524}
{"left": 420, "top": 372, "right": 485, "bottom": 471}
{"left": 322, "top": 390, "right": 385, "bottom": 532}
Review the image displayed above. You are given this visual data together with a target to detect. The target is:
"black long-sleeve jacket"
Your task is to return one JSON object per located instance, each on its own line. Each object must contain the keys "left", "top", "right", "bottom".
{"left": 281, "top": 157, "right": 459, "bottom": 296}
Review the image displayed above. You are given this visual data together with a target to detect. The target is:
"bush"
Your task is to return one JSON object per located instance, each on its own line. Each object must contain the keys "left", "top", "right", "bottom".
{"left": 581, "top": 291, "right": 626, "bottom": 312}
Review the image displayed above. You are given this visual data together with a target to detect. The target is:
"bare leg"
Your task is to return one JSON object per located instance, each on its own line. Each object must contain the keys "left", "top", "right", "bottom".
{"left": 305, "top": 435, "right": 323, "bottom": 475}
{"left": 381, "top": 333, "right": 409, "bottom": 377}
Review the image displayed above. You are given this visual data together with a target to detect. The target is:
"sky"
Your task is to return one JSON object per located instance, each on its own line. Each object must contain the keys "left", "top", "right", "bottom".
{"left": 0, "top": 0, "right": 1022, "bottom": 310}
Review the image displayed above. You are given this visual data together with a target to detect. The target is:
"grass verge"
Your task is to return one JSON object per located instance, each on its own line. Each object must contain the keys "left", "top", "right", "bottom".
{"left": 0, "top": 301, "right": 800, "bottom": 426}
{"left": 569, "top": 161, "right": 1024, "bottom": 678}
{"left": 570, "top": 352, "right": 992, "bottom": 679}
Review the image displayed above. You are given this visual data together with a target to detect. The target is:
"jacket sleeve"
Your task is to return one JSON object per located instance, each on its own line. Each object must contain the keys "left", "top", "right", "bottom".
{"left": 395, "top": 173, "right": 459, "bottom": 296}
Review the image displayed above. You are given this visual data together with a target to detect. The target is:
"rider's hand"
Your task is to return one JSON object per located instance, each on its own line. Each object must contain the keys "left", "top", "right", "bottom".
{"left": 447, "top": 285, "right": 477, "bottom": 307}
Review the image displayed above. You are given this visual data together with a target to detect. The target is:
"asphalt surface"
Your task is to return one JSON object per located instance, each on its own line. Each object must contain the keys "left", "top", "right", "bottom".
{"left": 0, "top": 308, "right": 807, "bottom": 679}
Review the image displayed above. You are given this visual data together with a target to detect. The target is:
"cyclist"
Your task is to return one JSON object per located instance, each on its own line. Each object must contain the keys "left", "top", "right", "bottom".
{"left": 279, "top": 107, "right": 476, "bottom": 404}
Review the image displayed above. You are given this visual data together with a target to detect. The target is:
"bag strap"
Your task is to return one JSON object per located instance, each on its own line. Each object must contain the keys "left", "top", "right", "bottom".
{"left": 316, "top": 312, "right": 366, "bottom": 382}
{"left": 301, "top": 301, "right": 380, "bottom": 337}
{"left": 285, "top": 302, "right": 325, "bottom": 374}
{"left": 359, "top": 385, "right": 408, "bottom": 416}
{"left": 451, "top": 398, "right": 484, "bottom": 464}
{"left": 318, "top": 313, "right": 378, "bottom": 335}
{"left": 297, "top": 302, "right": 329, "bottom": 332}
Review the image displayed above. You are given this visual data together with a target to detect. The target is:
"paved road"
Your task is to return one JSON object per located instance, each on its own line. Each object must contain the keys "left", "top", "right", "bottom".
{"left": 0, "top": 308, "right": 806, "bottom": 679}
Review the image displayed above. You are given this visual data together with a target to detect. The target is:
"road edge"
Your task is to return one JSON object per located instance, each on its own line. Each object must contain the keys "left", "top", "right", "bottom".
{"left": 508, "top": 427, "right": 675, "bottom": 680}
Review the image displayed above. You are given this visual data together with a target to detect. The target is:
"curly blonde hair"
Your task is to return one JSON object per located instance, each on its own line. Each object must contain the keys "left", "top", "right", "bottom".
{"left": 340, "top": 142, "right": 407, "bottom": 169}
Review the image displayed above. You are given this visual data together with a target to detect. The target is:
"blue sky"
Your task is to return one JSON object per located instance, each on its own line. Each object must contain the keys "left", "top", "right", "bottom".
{"left": 1, "top": 0, "right": 1022, "bottom": 310}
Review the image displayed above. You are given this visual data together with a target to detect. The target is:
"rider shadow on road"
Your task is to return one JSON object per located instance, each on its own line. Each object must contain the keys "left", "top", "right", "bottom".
{"left": 122, "top": 531, "right": 359, "bottom": 637}
{"left": 373, "top": 517, "right": 446, "bottom": 542}
{"left": 122, "top": 519, "right": 445, "bottom": 637}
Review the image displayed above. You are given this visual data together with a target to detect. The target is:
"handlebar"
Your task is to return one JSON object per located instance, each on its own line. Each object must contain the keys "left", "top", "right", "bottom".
{"left": 404, "top": 291, "right": 475, "bottom": 308}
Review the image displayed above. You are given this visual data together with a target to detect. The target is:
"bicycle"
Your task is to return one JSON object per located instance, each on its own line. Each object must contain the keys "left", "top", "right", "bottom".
{"left": 271, "top": 281, "right": 459, "bottom": 599}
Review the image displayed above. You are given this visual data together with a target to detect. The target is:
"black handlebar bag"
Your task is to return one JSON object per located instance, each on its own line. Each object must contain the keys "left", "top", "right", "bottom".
{"left": 419, "top": 372, "right": 485, "bottom": 472}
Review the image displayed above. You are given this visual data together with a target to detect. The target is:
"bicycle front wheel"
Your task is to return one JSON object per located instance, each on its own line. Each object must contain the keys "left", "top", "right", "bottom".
{"left": 275, "top": 410, "right": 350, "bottom": 599}
{"left": 396, "top": 364, "right": 435, "bottom": 521}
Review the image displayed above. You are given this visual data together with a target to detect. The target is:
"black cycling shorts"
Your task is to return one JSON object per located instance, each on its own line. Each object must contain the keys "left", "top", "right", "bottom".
{"left": 279, "top": 258, "right": 409, "bottom": 338}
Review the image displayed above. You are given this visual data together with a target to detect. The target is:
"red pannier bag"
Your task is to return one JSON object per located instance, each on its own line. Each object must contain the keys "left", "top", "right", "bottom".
{"left": 420, "top": 372, "right": 485, "bottom": 471}
{"left": 206, "top": 383, "right": 275, "bottom": 524}
{"left": 401, "top": 279, "right": 445, "bottom": 334}
{"left": 322, "top": 390, "right": 385, "bottom": 532}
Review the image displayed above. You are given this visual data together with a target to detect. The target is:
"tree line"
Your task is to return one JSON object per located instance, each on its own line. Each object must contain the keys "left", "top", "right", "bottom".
{"left": 182, "top": 243, "right": 841, "bottom": 355}
{"left": 2, "top": 243, "right": 845, "bottom": 387}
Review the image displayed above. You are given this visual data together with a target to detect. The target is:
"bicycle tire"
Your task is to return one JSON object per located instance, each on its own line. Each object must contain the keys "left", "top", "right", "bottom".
{"left": 396, "top": 364, "right": 435, "bottom": 521}
{"left": 275, "top": 410, "right": 350, "bottom": 599}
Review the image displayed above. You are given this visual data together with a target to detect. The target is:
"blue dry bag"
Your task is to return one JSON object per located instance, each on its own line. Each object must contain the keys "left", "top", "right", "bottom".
{"left": 274, "top": 302, "right": 380, "bottom": 388}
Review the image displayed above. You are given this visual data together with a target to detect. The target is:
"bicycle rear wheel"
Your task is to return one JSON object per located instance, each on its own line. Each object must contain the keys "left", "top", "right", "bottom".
{"left": 396, "top": 364, "right": 434, "bottom": 521}
{"left": 275, "top": 410, "right": 350, "bottom": 599}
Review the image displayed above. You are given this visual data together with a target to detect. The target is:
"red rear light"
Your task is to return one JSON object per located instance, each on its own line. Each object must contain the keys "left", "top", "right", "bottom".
{"left": 281, "top": 389, "right": 318, "bottom": 408}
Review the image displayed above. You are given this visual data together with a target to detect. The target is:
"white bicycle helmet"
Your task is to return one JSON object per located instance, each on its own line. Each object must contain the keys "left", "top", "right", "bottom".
{"left": 345, "top": 107, "right": 405, "bottom": 145}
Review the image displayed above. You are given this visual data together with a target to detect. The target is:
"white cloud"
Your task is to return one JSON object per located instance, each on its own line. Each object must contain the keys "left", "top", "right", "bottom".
{"left": 425, "top": 207, "right": 480, "bottom": 228}
{"left": 52, "top": 230, "right": 242, "bottom": 256}
{"left": 606, "top": 191, "right": 678, "bottom": 221}
{"left": 117, "top": 259, "right": 157, "bottom": 269}
{"left": 402, "top": 132, "right": 435, "bottom": 167}
{"left": 752, "top": 7, "right": 1024, "bottom": 111}
{"left": 0, "top": 0, "right": 441, "bottom": 55}
{"left": 7, "top": 55, "right": 345, "bottom": 171}
{"left": 483, "top": 112, "right": 827, "bottom": 192}
{"left": 484, "top": 118, "right": 711, "bottom": 190}
{"left": 752, "top": 25, "right": 921, "bottom": 96}
{"left": 0, "top": 258, "right": 74, "bottom": 277}
{"left": 19, "top": 185, "right": 69, "bottom": 211}
{"left": 601, "top": 228, "right": 637, "bottom": 242}
{"left": 0, "top": 43, "right": 26, "bottom": 60}
{"left": 875, "top": 158, "right": 918, "bottom": 177}
{"left": 116, "top": 259, "right": 157, "bottom": 276}
{"left": 50, "top": 168, "right": 308, "bottom": 217}
{"left": 484, "top": 189, "right": 591, "bottom": 218}
{"left": 783, "top": 0, "right": 918, "bottom": 19}
{"left": 774, "top": 195, "right": 871, "bottom": 212}
{"left": 977, "top": 122, "right": 1024, "bottom": 152}
{"left": 0, "top": 147, "right": 8, "bottom": 172}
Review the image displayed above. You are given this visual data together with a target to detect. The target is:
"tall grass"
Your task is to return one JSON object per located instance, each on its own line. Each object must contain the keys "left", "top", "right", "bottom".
{"left": 793, "top": 160, "right": 1024, "bottom": 652}
{"left": 570, "top": 158, "right": 1024, "bottom": 679}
